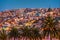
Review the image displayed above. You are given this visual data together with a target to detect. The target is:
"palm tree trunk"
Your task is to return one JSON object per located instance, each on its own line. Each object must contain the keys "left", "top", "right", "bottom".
{"left": 14, "top": 37, "right": 15, "bottom": 40}
{"left": 9, "top": 38, "right": 10, "bottom": 40}
{"left": 50, "top": 35, "right": 52, "bottom": 40}
{"left": 39, "top": 37, "right": 42, "bottom": 40}
{"left": 18, "top": 36, "right": 20, "bottom": 40}
{"left": 2, "top": 39, "right": 6, "bottom": 40}
{"left": 32, "top": 38, "right": 34, "bottom": 40}
{"left": 35, "top": 38, "right": 38, "bottom": 40}
{"left": 26, "top": 37, "right": 27, "bottom": 40}
{"left": 29, "top": 38, "right": 31, "bottom": 40}
{"left": 50, "top": 37, "right": 52, "bottom": 40}
{"left": 2, "top": 38, "right": 7, "bottom": 40}
{"left": 10, "top": 38, "right": 12, "bottom": 40}
{"left": 59, "top": 36, "right": 60, "bottom": 40}
{"left": 29, "top": 38, "right": 32, "bottom": 40}
{"left": 35, "top": 38, "right": 36, "bottom": 40}
{"left": 3, "top": 39, "right": 4, "bottom": 40}
{"left": 22, "top": 37, "right": 25, "bottom": 40}
{"left": 18, "top": 37, "right": 21, "bottom": 40}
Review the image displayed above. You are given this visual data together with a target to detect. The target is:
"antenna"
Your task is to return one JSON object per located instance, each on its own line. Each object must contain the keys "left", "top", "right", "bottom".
{"left": 47, "top": 0, "right": 52, "bottom": 12}
{"left": 48, "top": 0, "right": 51, "bottom": 8}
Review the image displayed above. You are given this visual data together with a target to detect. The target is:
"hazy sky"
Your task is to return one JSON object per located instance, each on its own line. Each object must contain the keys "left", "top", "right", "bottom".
{"left": 0, "top": 0, "right": 60, "bottom": 11}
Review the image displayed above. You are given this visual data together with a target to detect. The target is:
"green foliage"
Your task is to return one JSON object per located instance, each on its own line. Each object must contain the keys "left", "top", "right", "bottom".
{"left": 8, "top": 27, "right": 20, "bottom": 39}
{"left": 42, "top": 16, "right": 59, "bottom": 38}
{"left": 0, "top": 29, "right": 7, "bottom": 40}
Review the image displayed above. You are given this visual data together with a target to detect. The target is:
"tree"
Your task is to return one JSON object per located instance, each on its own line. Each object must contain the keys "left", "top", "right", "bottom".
{"left": 21, "top": 26, "right": 31, "bottom": 40}
{"left": 42, "top": 16, "right": 59, "bottom": 40}
{"left": 31, "top": 27, "right": 42, "bottom": 40}
{"left": 8, "top": 27, "right": 20, "bottom": 40}
{"left": 57, "top": 28, "right": 60, "bottom": 40}
{"left": 0, "top": 29, "right": 7, "bottom": 40}
{"left": 47, "top": 8, "right": 52, "bottom": 12}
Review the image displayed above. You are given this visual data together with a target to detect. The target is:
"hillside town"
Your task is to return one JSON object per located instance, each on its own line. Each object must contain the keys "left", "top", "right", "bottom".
{"left": 0, "top": 8, "right": 60, "bottom": 28}
{"left": 0, "top": 8, "right": 60, "bottom": 40}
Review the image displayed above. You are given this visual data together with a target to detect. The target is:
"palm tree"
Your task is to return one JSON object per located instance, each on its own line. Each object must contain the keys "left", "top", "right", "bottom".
{"left": 21, "top": 26, "right": 42, "bottom": 40}
{"left": 8, "top": 27, "right": 20, "bottom": 40}
{"left": 57, "top": 27, "right": 60, "bottom": 40}
{"left": 57, "top": 20, "right": 60, "bottom": 40}
{"left": 53, "top": 18, "right": 60, "bottom": 40}
{"left": 21, "top": 26, "right": 31, "bottom": 40}
{"left": 0, "top": 28, "right": 7, "bottom": 40}
{"left": 42, "top": 16, "right": 59, "bottom": 40}
{"left": 31, "top": 27, "right": 42, "bottom": 40}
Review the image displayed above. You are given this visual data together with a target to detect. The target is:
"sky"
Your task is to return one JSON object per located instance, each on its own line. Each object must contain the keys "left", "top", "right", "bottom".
{"left": 0, "top": 0, "right": 60, "bottom": 11}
